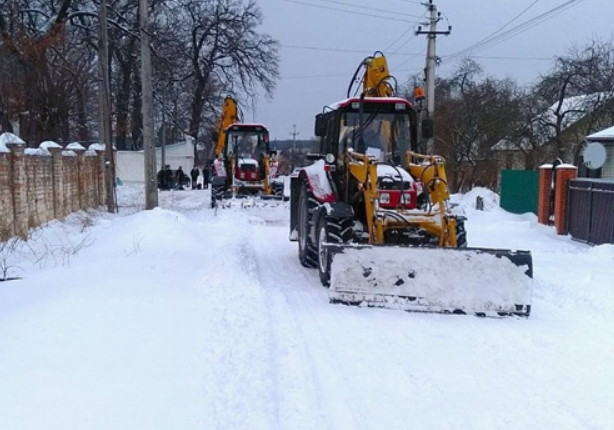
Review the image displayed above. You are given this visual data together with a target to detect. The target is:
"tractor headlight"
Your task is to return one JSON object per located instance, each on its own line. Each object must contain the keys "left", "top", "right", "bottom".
{"left": 325, "top": 153, "right": 335, "bottom": 164}
{"left": 379, "top": 192, "right": 390, "bottom": 204}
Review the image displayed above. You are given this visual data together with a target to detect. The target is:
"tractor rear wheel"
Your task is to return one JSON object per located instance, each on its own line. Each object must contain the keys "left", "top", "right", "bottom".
{"left": 316, "top": 214, "right": 354, "bottom": 287}
{"left": 298, "top": 183, "right": 318, "bottom": 268}
{"left": 455, "top": 217, "right": 467, "bottom": 248}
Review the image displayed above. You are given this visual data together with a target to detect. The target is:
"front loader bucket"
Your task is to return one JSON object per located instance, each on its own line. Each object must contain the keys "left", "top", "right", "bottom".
{"left": 327, "top": 244, "right": 532, "bottom": 317}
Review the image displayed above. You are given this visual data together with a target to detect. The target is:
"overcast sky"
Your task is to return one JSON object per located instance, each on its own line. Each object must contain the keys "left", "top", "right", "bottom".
{"left": 246, "top": 0, "right": 613, "bottom": 140}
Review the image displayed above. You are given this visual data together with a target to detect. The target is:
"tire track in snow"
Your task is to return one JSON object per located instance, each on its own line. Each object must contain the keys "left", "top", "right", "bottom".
{"left": 198, "top": 216, "right": 278, "bottom": 430}
{"left": 244, "top": 220, "right": 332, "bottom": 430}
{"left": 251, "top": 225, "right": 392, "bottom": 430}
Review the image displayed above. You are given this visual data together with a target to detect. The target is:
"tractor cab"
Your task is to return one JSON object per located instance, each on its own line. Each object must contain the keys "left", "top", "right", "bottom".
{"left": 315, "top": 97, "right": 418, "bottom": 167}
{"left": 223, "top": 123, "right": 270, "bottom": 184}
{"left": 315, "top": 97, "right": 421, "bottom": 212}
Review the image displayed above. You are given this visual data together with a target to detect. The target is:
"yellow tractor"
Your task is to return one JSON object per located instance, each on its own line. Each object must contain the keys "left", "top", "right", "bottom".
{"left": 289, "top": 52, "right": 533, "bottom": 317}
{"left": 210, "top": 96, "right": 283, "bottom": 207}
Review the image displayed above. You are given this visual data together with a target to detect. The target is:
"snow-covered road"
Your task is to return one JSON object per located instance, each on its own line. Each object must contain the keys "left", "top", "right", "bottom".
{"left": 1, "top": 187, "right": 613, "bottom": 430}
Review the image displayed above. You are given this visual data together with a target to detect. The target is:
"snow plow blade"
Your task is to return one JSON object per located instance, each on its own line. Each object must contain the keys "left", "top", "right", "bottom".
{"left": 327, "top": 244, "right": 532, "bottom": 317}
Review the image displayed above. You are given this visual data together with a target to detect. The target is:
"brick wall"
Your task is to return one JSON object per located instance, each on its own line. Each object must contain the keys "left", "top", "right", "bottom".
{"left": 537, "top": 164, "right": 552, "bottom": 225}
{"left": 554, "top": 165, "right": 577, "bottom": 235}
{"left": 537, "top": 163, "right": 578, "bottom": 235}
{"left": 0, "top": 154, "right": 13, "bottom": 239}
{"left": 25, "top": 155, "right": 54, "bottom": 229}
{"left": 0, "top": 136, "right": 108, "bottom": 240}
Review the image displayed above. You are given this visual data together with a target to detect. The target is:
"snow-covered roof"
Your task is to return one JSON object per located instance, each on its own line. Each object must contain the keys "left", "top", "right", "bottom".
{"left": 491, "top": 139, "right": 532, "bottom": 152}
{"left": 328, "top": 97, "right": 412, "bottom": 110}
{"left": 587, "top": 125, "right": 614, "bottom": 141}
{"left": 540, "top": 93, "right": 608, "bottom": 131}
{"left": 224, "top": 123, "right": 268, "bottom": 131}
{"left": 238, "top": 158, "right": 259, "bottom": 166}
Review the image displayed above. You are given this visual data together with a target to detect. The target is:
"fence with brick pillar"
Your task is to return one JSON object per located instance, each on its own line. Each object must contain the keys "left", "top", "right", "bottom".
{"left": 554, "top": 165, "right": 577, "bottom": 235}
{"left": 537, "top": 164, "right": 553, "bottom": 225}
{"left": 0, "top": 133, "right": 108, "bottom": 241}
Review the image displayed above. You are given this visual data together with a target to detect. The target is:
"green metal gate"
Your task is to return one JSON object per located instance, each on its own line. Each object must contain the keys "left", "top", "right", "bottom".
{"left": 499, "top": 170, "right": 538, "bottom": 214}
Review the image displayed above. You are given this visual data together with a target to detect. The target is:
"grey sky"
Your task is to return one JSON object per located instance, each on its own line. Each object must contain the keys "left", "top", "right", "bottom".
{"left": 248, "top": 0, "right": 613, "bottom": 140}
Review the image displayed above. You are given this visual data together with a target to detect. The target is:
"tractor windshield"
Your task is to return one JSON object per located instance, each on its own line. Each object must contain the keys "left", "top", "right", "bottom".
{"left": 225, "top": 130, "right": 268, "bottom": 159}
{"left": 339, "top": 112, "right": 411, "bottom": 164}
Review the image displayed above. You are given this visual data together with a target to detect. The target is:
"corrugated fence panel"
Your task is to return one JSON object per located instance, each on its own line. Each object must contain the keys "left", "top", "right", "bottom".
{"left": 567, "top": 181, "right": 591, "bottom": 242}
{"left": 589, "top": 183, "right": 614, "bottom": 245}
{"left": 567, "top": 179, "right": 614, "bottom": 245}
{"left": 500, "top": 170, "right": 538, "bottom": 214}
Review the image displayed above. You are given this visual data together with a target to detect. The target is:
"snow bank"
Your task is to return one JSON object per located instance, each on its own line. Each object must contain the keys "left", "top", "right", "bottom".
{"left": 451, "top": 186, "right": 500, "bottom": 212}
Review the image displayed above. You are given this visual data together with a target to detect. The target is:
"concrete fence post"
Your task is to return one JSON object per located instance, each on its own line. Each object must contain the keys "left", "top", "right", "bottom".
{"left": 6, "top": 141, "right": 28, "bottom": 240}
{"left": 47, "top": 146, "right": 65, "bottom": 220}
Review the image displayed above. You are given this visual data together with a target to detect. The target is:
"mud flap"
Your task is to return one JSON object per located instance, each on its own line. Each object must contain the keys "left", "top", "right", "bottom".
{"left": 327, "top": 244, "right": 533, "bottom": 317}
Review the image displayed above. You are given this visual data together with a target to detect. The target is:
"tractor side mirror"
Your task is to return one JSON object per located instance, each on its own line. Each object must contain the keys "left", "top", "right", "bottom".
{"left": 315, "top": 114, "right": 327, "bottom": 137}
{"left": 421, "top": 118, "right": 434, "bottom": 139}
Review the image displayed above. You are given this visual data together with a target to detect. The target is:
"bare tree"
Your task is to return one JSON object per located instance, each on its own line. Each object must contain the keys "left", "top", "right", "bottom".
{"left": 435, "top": 59, "right": 523, "bottom": 191}
{"left": 531, "top": 39, "right": 614, "bottom": 162}
{"left": 160, "top": 0, "right": 279, "bottom": 151}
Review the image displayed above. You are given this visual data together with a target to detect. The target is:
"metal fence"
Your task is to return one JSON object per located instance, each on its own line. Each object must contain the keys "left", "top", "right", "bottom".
{"left": 567, "top": 179, "right": 614, "bottom": 245}
{"left": 500, "top": 170, "right": 538, "bottom": 214}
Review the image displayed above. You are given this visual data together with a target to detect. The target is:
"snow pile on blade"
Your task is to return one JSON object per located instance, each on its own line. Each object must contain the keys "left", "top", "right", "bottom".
{"left": 329, "top": 245, "right": 532, "bottom": 316}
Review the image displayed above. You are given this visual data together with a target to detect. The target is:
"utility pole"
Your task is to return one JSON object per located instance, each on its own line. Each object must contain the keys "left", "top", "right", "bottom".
{"left": 140, "top": 0, "right": 158, "bottom": 209}
{"left": 289, "top": 124, "right": 299, "bottom": 168}
{"left": 161, "top": 86, "right": 166, "bottom": 170}
{"left": 98, "top": 1, "right": 115, "bottom": 213}
{"left": 415, "top": 0, "right": 451, "bottom": 154}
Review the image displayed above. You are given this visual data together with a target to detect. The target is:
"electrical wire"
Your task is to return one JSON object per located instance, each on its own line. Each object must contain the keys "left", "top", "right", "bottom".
{"left": 281, "top": 44, "right": 422, "bottom": 56}
{"left": 281, "top": 73, "right": 348, "bottom": 80}
{"left": 276, "top": 0, "right": 420, "bottom": 23}
{"left": 447, "top": 0, "right": 585, "bottom": 60}
{"left": 449, "top": 0, "right": 541, "bottom": 59}
{"left": 318, "top": 0, "right": 423, "bottom": 18}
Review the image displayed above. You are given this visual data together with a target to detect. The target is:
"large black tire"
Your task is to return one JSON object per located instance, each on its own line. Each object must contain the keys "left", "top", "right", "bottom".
{"left": 210, "top": 185, "right": 225, "bottom": 208}
{"left": 455, "top": 217, "right": 467, "bottom": 248}
{"left": 298, "top": 183, "right": 318, "bottom": 268}
{"left": 272, "top": 181, "right": 284, "bottom": 198}
{"left": 316, "top": 214, "right": 354, "bottom": 287}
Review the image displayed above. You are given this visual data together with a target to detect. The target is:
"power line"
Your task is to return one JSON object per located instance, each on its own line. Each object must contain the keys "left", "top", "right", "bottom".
{"left": 281, "top": 68, "right": 422, "bottom": 80}
{"left": 394, "top": 48, "right": 425, "bottom": 70}
{"left": 448, "top": 0, "right": 585, "bottom": 60}
{"left": 384, "top": 16, "right": 423, "bottom": 53}
{"left": 318, "top": 0, "right": 422, "bottom": 18}
{"left": 276, "top": 0, "right": 420, "bottom": 23}
{"left": 447, "top": 54, "right": 553, "bottom": 61}
{"left": 281, "top": 44, "right": 422, "bottom": 56}
{"left": 281, "top": 73, "right": 348, "bottom": 80}
{"left": 468, "top": 0, "right": 585, "bottom": 55}
{"left": 450, "top": 0, "right": 541, "bottom": 59}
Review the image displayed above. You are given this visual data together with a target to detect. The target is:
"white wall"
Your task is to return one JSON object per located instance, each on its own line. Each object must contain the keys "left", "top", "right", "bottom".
{"left": 116, "top": 141, "right": 195, "bottom": 183}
